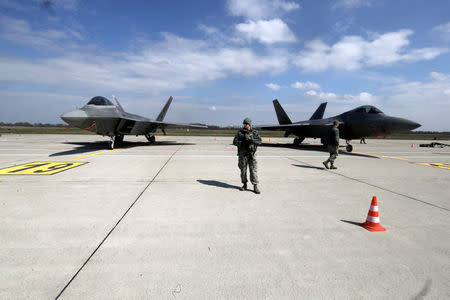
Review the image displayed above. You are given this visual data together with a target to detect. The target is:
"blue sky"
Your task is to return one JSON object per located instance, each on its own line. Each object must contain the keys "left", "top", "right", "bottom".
{"left": 0, "top": 0, "right": 449, "bottom": 130}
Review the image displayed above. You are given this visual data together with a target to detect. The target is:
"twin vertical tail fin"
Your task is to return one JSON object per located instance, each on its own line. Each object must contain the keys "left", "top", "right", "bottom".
{"left": 273, "top": 99, "right": 292, "bottom": 125}
{"left": 156, "top": 96, "right": 173, "bottom": 121}
{"left": 309, "top": 102, "right": 327, "bottom": 120}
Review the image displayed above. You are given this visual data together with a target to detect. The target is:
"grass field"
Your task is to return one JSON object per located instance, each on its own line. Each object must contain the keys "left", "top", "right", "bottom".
{"left": 1, "top": 126, "right": 449, "bottom": 140}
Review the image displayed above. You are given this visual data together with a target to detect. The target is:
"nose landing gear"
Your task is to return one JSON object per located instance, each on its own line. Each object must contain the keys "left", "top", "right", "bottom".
{"left": 345, "top": 140, "right": 353, "bottom": 152}
{"left": 145, "top": 134, "right": 156, "bottom": 144}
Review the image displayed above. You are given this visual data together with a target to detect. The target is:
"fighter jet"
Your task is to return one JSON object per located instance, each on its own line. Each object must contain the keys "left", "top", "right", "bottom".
{"left": 258, "top": 99, "right": 421, "bottom": 152}
{"left": 61, "top": 96, "right": 206, "bottom": 149}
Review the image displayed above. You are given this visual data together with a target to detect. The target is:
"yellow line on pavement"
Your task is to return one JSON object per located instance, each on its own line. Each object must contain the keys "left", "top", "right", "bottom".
{"left": 353, "top": 151, "right": 411, "bottom": 161}
{"left": 73, "top": 150, "right": 116, "bottom": 160}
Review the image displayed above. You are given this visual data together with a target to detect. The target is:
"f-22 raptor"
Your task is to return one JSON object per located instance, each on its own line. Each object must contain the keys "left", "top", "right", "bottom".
{"left": 61, "top": 96, "right": 206, "bottom": 149}
{"left": 259, "top": 99, "right": 421, "bottom": 152}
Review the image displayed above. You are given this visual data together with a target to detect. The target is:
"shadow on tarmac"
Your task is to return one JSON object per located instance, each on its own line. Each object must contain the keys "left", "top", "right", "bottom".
{"left": 340, "top": 220, "right": 364, "bottom": 227}
{"left": 197, "top": 180, "right": 241, "bottom": 190}
{"left": 260, "top": 142, "right": 380, "bottom": 159}
{"left": 49, "top": 140, "right": 194, "bottom": 157}
{"left": 292, "top": 164, "right": 325, "bottom": 170}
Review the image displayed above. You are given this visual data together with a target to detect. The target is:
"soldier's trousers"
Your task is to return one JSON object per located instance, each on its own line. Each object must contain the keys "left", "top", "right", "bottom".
{"left": 238, "top": 154, "right": 258, "bottom": 185}
{"left": 325, "top": 145, "right": 338, "bottom": 165}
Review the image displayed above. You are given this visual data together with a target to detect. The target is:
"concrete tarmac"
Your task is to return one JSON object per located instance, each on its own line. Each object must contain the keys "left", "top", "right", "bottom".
{"left": 0, "top": 134, "right": 449, "bottom": 299}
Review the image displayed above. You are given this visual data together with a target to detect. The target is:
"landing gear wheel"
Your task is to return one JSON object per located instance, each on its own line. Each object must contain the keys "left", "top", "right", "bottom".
{"left": 293, "top": 138, "right": 300, "bottom": 146}
{"left": 145, "top": 134, "right": 156, "bottom": 144}
{"left": 346, "top": 144, "right": 353, "bottom": 152}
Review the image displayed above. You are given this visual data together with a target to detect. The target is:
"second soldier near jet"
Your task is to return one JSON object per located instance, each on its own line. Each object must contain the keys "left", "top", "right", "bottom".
{"left": 233, "top": 118, "right": 262, "bottom": 194}
{"left": 323, "top": 120, "right": 340, "bottom": 170}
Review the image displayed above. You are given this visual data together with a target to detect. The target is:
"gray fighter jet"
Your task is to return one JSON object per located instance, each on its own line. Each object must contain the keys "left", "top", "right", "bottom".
{"left": 258, "top": 99, "right": 421, "bottom": 152}
{"left": 61, "top": 96, "right": 206, "bottom": 149}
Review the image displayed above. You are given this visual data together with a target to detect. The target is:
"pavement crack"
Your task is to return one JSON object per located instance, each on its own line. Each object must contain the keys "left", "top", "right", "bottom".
{"left": 55, "top": 145, "right": 183, "bottom": 299}
{"left": 287, "top": 157, "right": 450, "bottom": 212}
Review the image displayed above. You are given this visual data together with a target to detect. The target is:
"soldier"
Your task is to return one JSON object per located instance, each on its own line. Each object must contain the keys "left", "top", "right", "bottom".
{"left": 233, "top": 118, "right": 262, "bottom": 194}
{"left": 323, "top": 120, "right": 340, "bottom": 170}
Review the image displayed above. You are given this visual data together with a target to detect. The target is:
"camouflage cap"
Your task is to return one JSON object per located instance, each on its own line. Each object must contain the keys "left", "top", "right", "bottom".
{"left": 243, "top": 117, "right": 252, "bottom": 125}
{"left": 333, "top": 120, "right": 339, "bottom": 125}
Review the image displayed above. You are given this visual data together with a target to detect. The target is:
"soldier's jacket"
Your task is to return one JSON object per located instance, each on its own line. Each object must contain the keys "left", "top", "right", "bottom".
{"left": 327, "top": 126, "right": 340, "bottom": 146}
{"left": 233, "top": 129, "right": 262, "bottom": 156}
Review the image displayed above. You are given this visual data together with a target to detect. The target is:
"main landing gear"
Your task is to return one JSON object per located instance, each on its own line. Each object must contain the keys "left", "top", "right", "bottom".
{"left": 293, "top": 137, "right": 305, "bottom": 146}
{"left": 145, "top": 134, "right": 156, "bottom": 144}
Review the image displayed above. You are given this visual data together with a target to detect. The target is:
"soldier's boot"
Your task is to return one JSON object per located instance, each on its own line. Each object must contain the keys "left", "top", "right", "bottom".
{"left": 330, "top": 164, "right": 337, "bottom": 169}
{"left": 322, "top": 161, "right": 329, "bottom": 169}
{"left": 240, "top": 183, "right": 247, "bottom": 191}
{"left": 253, "top": 185, "right": 261, "bottom": 194}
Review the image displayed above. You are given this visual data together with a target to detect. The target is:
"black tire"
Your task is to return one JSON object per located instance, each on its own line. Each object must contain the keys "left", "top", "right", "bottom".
{"left": 346, "top": 144, "right": 353, "bottom": 152}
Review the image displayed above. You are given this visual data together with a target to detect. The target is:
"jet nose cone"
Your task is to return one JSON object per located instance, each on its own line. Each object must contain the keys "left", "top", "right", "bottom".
{"left": 60, "top": 109, "right": 88, "bottom": 126}
{"left": 409, "top": 121, "right": 421, "bottom": 130}
{"left": 393, "top": 118, "right": 421, "bottom": 131}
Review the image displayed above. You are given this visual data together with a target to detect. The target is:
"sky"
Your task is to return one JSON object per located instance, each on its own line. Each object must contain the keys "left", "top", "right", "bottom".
{"left": 0, "top": 0, "right": 449, "bottom": 130}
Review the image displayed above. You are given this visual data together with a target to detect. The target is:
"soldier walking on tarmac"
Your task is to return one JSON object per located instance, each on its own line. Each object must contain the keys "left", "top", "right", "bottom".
{"left": 233, "top": 118, "right": 262, "bottom": 194}
{"left": 323, "top": 120, "right": 340, "bottom": 170}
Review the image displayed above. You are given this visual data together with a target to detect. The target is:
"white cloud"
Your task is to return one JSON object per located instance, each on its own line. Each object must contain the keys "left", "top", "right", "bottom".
{"left": 236, "top": 19, "right": 297, "bottom": 44}
{"left": 209, "top": 105, "right": 217, "bottom": 111}
{"left": 0, "top": 16, "right": 83, "bottom": 50}
{"left": 265, "top": 83, "right": 282, "bottom": 90}
{"left": 333, "top": 0, "right": 372, "bottom": 9}
{"left": 0, "top": 31, "right": 289, "bottom": 94}
{"left": 294, "top": 30, "right": 448, "bottom": 72}
{"left": 430, "top": 72, "right": 447, "bottom": 81}
{"left": 433, "top": 22, "right": 450, "bottom": 41}
{"left": 291, "top": 81, "right": 320, "bottom": 90}
{"left": 227, "top": 0, "right": 300, "bottom": 20}
{"left": 305, "top": 90, "right": 317, "bottom": 96}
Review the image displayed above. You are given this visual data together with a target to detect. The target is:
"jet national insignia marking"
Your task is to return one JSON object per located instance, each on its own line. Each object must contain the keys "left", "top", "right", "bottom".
{"left": 257, "top": 99, "right": 421, "bottom": 152}
{"left": 61, "top": 96, "right": 207, "bottom": 149}
{"left": 0, "top": 162, "right": 88, "bottom": 175}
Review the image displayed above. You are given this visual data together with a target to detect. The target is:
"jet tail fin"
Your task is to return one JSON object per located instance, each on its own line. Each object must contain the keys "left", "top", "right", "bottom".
{"left": 273, "top": 99, "right": 292, "bottom": 125}
{"left": 156, "top": 96, "right": 173, "bottom": 121}
{"left": 309, "top": 102, "right": 327, "bottom": 120}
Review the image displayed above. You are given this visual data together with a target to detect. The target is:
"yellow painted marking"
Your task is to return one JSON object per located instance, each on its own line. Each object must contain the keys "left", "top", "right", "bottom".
{"left": 353, "top": 152, "right": 411, "bottom": 161}
{"left": 0, "top": 162, "right": 87, "bottom": 175}
{"left": 416, "top": 163, "right": 450, "bottom": 170}
{"left": 0, "top": 177, "right": 3, "bottom": 180}
{"left": 73, "top": 150, "right": 115, "bottom": 160}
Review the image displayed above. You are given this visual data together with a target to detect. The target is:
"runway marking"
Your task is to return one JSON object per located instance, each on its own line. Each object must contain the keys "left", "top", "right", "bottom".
{"left": 416, "top": 163, "right": 450, "bottom": 170}
{"left": 73, "top": 150, "right": 116, "bottom": 160}
{"left": 353, "top": 152, "right": 411, "bottom": 161}
{"left": 288, "top": 157, "right": 450, "bottom": 212}
{"left": 55, "top": 145, "right": 183, "bottom": 299}
{"left": 0, "top": 162, "right": 87, "bottom": 175}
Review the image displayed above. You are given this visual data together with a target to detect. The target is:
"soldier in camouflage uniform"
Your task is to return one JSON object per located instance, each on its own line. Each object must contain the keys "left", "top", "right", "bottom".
{"left": 323, "top": 120, "right": 340, "bottom": 170}
{"left": 233, "top": 118, "right": 262, "bottom": 194}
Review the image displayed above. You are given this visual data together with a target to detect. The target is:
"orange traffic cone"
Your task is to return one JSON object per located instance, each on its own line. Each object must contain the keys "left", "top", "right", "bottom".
{"left": 362, "top": 196, "right": 386, "bottom": 232}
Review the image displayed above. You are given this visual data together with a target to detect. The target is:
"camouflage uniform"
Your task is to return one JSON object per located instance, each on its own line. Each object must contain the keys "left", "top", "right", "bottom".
{"left": 323, "top": 122, "right": 340, "bottom": 169}
{"left": 233, "top": 120, "right": 262, "bottom": 188}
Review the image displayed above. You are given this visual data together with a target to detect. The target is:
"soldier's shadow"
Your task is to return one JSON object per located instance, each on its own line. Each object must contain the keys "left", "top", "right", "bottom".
{"left": 197, "top": 180, "right": 241, "bottom": 190}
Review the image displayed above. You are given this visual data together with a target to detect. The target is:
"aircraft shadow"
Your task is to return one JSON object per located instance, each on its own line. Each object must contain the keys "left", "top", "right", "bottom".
{"left": 197, "top": 180, "right": 241, "bottom": 190}
{"left": 292, "top": 164, "right": 325, "bottom": 170}
{"left": 260, "top": 142, "right": 379, "bottom": 159}
{"left": 49, "top": 140, "right": 194, "bottom": 157}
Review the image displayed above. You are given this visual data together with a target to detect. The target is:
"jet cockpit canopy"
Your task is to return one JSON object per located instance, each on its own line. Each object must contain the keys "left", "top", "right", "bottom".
{"left": 353, "top": 105, "right": 384, "bottom": 114}
{"left": 87, "top": 96, "right": 114, "bottom": 106}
